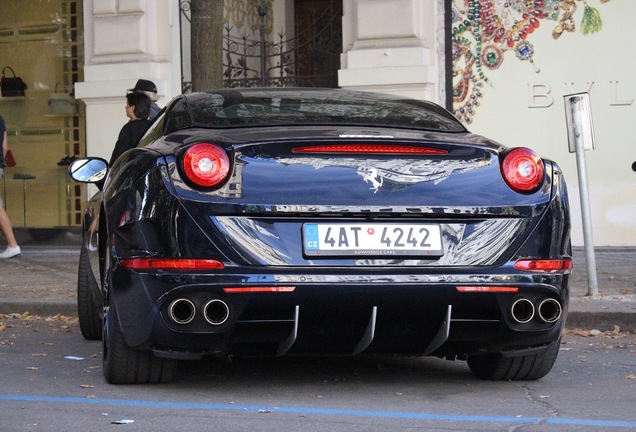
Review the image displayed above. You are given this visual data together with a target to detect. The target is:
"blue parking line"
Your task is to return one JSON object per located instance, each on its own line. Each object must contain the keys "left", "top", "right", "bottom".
{"left": 1, "top": 394, "right": 635, "bottom": 428}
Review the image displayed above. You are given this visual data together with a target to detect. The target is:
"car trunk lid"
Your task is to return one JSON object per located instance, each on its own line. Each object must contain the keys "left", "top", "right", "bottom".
{"left": 168, "top": 132, "right": 552, "bottom": 267}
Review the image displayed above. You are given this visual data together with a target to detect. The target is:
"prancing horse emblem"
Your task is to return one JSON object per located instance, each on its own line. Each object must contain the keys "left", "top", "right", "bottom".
{"left": 363, "top": 168, "right": 383, "bottom": 193}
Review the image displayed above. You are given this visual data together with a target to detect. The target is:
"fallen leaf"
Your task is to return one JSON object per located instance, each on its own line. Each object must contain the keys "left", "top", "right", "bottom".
{"left": 565, "top": 328, "right": 591, "bottom": 337}
{"left": 565, "top": 327, "right": 632, "bottom": 339}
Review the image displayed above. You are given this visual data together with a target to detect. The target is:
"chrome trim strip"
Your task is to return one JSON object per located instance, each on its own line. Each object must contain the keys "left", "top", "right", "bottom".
{"left": 277, "top": 305, "right": 299, "bottom": 356}
{"left": 353, "top": 306, "right": 378, "bottom": 355}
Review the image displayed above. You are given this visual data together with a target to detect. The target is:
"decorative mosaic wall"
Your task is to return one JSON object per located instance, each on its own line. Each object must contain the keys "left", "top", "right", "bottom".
{"left": 451, "top": 0, "right": 609, "bottom": 125}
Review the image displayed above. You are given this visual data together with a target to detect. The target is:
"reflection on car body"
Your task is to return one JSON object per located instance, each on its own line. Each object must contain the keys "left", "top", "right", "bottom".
{"left": 69, "top": 87, "right": 571, "bottom": 384}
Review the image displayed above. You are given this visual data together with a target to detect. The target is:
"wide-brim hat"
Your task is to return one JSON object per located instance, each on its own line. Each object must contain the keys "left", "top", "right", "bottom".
{"left": 129, "top": 79, "right": 157, "bottom": 94}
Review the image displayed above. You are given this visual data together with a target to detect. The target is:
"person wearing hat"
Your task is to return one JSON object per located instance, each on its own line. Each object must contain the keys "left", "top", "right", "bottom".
{"left": 109, "top": 91, "right": 153, "bottom": 166}
{"left": 129, "top": 79, "right": 161, "bottom": 119}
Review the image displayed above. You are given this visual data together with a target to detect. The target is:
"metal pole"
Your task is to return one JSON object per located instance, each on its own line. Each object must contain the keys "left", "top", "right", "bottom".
{"left": 258, "top": 4, "right": 267, "bottom": 87}
{"left": 572, "top": 103, "right": 599, "bottom": 296}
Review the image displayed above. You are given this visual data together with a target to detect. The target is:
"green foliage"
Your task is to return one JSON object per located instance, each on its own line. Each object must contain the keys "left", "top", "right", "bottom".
{"left": 581, "top": 5, "right": 603, "bottom": 35}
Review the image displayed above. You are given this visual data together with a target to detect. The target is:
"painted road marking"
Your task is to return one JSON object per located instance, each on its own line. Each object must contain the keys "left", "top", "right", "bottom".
{"left": 1, "top": 394, "right": 635, "bottom": 428}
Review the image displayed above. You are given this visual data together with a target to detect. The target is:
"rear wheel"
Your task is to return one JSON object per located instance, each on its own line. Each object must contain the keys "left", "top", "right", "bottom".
{"left": 102, "top": 282, "right": 177, "bottom": 384}
{"left": 77, "top": 247, "right": 102, "bottom": 340}
{"left": 467, "top": 338, "right": 561, "bottom": 381}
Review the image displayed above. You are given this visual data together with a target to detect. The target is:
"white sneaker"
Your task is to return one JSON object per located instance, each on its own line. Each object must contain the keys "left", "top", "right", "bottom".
{"left": 0, "top": 246, "right": 21, "bottom": 259}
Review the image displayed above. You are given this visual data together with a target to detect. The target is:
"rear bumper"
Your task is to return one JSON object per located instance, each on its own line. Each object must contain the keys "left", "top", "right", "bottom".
{"left": 111, "top": 267, "right": 569, "bottom": 360}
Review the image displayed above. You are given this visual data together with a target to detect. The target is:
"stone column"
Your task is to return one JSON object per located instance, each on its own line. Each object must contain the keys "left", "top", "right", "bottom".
{"left": 74, "top": 0, "right": 182, "bottom": 160}
{"left": 338, "top": 0, "right": 444, "bottom": 103}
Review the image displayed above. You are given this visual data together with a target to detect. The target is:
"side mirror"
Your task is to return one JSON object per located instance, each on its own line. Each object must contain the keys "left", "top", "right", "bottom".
{"left": 633, "top": 161, "right": 636, "bottom": 172}
{"left": 68, "top": 158, "right": 108, "bottom": 183}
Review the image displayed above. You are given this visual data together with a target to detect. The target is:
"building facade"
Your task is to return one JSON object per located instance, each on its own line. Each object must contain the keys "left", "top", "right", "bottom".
{"left": 1, "top": 0, "right": 633, "bottom": 246}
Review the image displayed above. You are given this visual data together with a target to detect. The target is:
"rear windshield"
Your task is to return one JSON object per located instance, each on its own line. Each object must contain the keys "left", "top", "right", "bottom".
{"left": 181, "top": 89, "right": 466, "bottom": 133}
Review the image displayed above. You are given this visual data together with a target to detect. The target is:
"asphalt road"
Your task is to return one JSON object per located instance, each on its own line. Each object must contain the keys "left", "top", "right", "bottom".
{"left": 1, "top": 316, "right": 635, "bottom": 431}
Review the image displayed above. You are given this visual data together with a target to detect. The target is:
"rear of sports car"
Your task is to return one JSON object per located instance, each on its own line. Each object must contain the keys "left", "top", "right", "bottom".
{"left": 103, "top": 89, "right": 571, "bottom": 383}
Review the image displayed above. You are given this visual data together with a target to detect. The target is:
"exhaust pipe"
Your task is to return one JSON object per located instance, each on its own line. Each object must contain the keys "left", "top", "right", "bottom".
{"left": 203, "top": 299, "right": 231, "bottom": 326}
{"left": 168, "top": 298, "right": 196, "bottom": 325}
{"left": 537, "top": 298, "right": 562, "bottom": 323}
{"left": 510, "top": 298, "right": 535, "bottom": 324}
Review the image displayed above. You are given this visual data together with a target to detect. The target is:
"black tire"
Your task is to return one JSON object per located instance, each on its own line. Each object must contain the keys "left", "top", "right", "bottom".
{"left": 467, "top": 338, "right": 561, "bottom": 381}
{"left": 102, "top": 298, "right": 177, "bottom": 384}
{"left": 77, "top": 248, "right": 102, "bottom": 340}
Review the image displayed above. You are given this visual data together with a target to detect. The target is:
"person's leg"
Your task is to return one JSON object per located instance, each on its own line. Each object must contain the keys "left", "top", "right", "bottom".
{"left": 0, "top": 205, "right": 20, "bottom": 258}
{"left": 0, "top": 206, "right": 18, "bottom": 247}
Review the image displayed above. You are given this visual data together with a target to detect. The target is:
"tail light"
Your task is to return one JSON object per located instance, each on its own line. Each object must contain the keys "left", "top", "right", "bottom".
{"left": 501, "top": 147, "right": 545, "bottom": 193}
{"left": 223, "top": 286, "right": 296, "bottom": 293}
{"left": 292, "top": 144, "right": 448, "bottom": 155}
{"left": 181, "top": 143, "right": 230, "bottom": 188}
{"left": 514, "top": 259, "right": 573, "bottom": 272}
{"left": 456, "top": 286, "right": 519, "bottom": 293}
{"left": 120, "top": 258, "right": 224, "bottom": 270}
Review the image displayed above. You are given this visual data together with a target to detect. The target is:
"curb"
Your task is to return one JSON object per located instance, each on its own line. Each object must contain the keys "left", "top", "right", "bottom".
{"left": 567, "top": 295, "right": 636, "bottom": 331}
{"left": 566, "top": 311, "right": 636, "bottom": 332}
{"left": 0, "top": 301, "right": 77, "bottom": 318}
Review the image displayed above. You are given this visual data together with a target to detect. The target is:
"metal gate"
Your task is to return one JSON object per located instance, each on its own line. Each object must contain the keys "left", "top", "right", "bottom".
{"left": 179, "top": 1, "right": 342, "bottom": 90}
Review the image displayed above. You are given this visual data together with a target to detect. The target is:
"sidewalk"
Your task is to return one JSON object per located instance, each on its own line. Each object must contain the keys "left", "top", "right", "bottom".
{"left": 1, "top": 229, "right": 635, "bottom": 331}
{"left": 567, "top": 247, "right": 636, "bottom": 331}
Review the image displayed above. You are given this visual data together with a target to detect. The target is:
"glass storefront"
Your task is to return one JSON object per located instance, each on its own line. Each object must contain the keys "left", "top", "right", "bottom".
{"left": 0, "top": 0, "right": 84, "bottom": 229}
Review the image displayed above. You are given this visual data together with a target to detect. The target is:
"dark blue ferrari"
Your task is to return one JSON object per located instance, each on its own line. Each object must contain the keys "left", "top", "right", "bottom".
{"left": 69, "top": 87, "right": 571, "bottom": 384}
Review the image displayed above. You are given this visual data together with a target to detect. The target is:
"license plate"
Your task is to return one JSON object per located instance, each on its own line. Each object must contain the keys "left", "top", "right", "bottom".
{"left": 302, "top": 223, "right": 444, "bottom": 257}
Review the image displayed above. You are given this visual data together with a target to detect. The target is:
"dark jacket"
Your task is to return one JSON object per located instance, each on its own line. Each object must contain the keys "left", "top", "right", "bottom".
{"left": 109, "top": 119, "right": 152, "bottom": 166}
